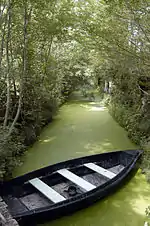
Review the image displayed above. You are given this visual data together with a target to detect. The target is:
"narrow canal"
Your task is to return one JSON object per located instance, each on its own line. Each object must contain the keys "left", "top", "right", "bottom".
{"left": 13, "top": 92, "right": 150, "bottom": 226}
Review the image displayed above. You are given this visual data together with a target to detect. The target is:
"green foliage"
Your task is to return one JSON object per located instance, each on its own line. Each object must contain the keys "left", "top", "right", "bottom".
{"left": 105, "top": 61, "right": 150, "bottom": 147}
{"left": 0, "top": 128, "right": 25, "bottom": 180}
{"left": 109, "top": 101, "right": 147, "bottom": 145}
{"left": 0, "top": 0, "right": 149, "bottom": 179}
{"left": 91, "top": 0, "right": 150, "bottom": 165}
{"left": 0, "top": 0, "right": 96, "bottom": 179}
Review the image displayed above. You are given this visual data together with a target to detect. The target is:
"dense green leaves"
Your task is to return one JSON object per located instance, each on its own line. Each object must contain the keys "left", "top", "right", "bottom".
{"left": 0, "top": 0, "right": 149, "bottom": 179}
{"left": 0, "top": 0, "right": 96, "bottom": 179}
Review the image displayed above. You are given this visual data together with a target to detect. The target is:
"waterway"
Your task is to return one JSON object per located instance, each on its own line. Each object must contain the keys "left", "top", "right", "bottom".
{"left": 13, "top": 92, "right": 150, "bottom": 226}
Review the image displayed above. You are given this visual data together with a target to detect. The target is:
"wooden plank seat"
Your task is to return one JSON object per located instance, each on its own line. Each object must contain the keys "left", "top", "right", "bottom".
{"left": 84, "top": 163, "right": 116, "bottom": 179}
{"left": 57, "top": 169, "right": 96, "bottom": 191}
{"left": 29, "top": 178, "right": 66, "bottom": 203}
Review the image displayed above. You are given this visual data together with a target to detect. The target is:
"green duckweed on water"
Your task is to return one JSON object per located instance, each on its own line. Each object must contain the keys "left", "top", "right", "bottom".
{"left": 13, "top": 93, "right": 150, "bottom": 226}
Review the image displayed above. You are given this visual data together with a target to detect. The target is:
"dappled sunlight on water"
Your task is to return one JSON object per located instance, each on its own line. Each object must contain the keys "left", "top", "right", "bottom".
{"left": 88, "top": 106, "right": 106, "bottom": 111}
{"left": 13, "top": 92, "right": 150, "bottom": 226}
{"left": 79, "top": 102, "right": 107, "bottom": 112}
{"left": 39, "top": 136, "right": 56, "bottom": 144}
{"left": 82, "top": 140, "right": 115, "bottom": 155}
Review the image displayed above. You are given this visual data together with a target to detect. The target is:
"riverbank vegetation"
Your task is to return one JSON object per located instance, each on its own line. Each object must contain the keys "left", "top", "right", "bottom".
{"left": 0, "top": 0, "right": 149, "bottom": 179}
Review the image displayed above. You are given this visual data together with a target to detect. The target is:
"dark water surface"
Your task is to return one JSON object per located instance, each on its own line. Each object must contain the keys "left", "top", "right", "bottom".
{"left": 13, "top": 93, "right": 150, "bottom": 226}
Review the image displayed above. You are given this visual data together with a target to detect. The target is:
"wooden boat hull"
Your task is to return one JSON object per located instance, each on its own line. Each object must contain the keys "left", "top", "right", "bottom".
{"left": 0, "top": 150, "right": 143, "bottom": 225}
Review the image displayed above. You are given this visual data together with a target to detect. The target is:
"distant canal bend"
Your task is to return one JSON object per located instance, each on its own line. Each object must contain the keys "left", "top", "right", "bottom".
{"left": 13, "top": 92, "right": 150, "bottom": 226}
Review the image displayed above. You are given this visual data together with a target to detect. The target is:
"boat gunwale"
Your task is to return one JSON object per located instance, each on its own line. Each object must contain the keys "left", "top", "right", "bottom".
{"left": 1, "top": 149, "right": 142, "bottom": 185}
{"left": 7, "top": 149, "right": 143, "bottom": 219}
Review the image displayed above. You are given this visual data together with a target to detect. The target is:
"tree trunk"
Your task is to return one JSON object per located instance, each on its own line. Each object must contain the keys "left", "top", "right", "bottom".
{"left": 3, "top": 0, "right": 12, "bottom": 129}
{"left": 7, "top": 2, "right": 30, "bottom": 137}
{"left": 0, "top": 13, "right": 7, "bottom": 70}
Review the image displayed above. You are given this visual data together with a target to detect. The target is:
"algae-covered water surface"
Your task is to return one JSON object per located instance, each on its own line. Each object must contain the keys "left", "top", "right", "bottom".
{"left": 13, "top": 93, "right": 150, "bottom": 226}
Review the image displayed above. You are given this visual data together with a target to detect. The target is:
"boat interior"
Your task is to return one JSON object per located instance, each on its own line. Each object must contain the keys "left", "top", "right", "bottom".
{"left": 2, "top": 152, "right": 133, "bottom": 216}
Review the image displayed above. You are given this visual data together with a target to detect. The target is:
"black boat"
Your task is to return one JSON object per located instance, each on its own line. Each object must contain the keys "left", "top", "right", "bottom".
{"left": 0, "top": 149, "right": 143, "bottom": 225}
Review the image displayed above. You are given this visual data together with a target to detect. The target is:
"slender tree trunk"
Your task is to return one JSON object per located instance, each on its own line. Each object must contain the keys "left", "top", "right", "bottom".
{"left": 0, "top": 1, "right": 8, "bottom": 73}
{"left": 47, "top": 36, "right": 54, "bottom": 59}
{"left": 10, "top": 28, "right": 17, "bottom": 98}
{"left": 3, "top": 0, "right": 11, "bottom": 129}
{"left": 0, "top": 15, "right": 7, "bottom": 70}
{"left": 12, "top": 78, "right": 17, "bottom": 97}
{"left": 44, "top": 36, "right": 54, "bottom": 75}
{"left": 7, "top": 2, "right": 29, "bottom": 137}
